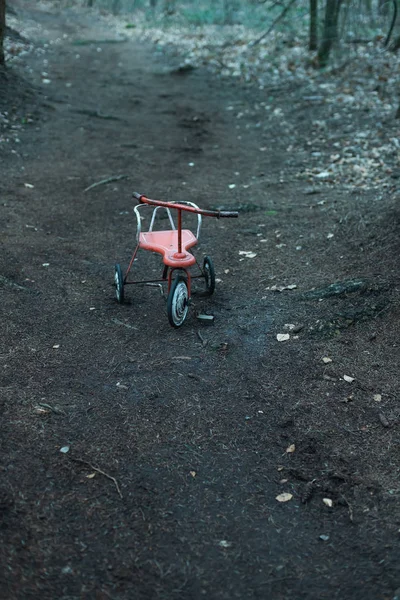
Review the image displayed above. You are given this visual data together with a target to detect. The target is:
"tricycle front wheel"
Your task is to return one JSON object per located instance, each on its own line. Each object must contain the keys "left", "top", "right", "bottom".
{"left": 167, "top": 275, "right": 189, "bottom": 328}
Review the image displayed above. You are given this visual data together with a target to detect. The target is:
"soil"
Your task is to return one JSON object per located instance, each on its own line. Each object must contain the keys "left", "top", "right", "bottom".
{"left": 1, "top": 3, "right": 400, "bottom": 600}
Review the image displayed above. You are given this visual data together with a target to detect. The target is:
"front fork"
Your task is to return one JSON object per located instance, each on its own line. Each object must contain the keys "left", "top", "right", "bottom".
{"left": 168, "top": 268, "right": 191, "bottom": 299}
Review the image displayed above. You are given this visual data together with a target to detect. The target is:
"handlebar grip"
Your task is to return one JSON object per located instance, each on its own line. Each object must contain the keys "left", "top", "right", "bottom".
{"left": 219, "top": 211, "right": 239, "bottom": 218}
{"left": 133, "top": 192, "right": 144, "bottom": 202}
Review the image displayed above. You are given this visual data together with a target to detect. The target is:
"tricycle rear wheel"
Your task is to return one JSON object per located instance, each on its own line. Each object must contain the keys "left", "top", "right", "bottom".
{"left": 203, "top": 256, "right": 215, "bottom": 296}
{"left": 114, "top": 264, "right": 124, "bottom": 304}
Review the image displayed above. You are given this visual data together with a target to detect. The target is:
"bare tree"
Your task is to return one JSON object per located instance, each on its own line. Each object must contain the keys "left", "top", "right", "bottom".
{"left": 309, "top": 0, "right": 318, "bottom": 50}
{"left": 164, "top": 0, "right": 176, "bottom": 15}
{"left": 0, "top": 0, "right": 6, "bottom": 67}
{"left": 223, "top": 0, "right": 238, "bottom": 24}
{"left": 318, "top": 0, "right": 343, "bottom": 67}
{"left": 111, "top": 0, "right": 121, "bottom": 14}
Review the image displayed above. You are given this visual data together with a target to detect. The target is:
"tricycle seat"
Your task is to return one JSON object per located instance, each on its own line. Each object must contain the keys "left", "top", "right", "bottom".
{"left": 139, "top": 229, "right": 197, "bottom": 267}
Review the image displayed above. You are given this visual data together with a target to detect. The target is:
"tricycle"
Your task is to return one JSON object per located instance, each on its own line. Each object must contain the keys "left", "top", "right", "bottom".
{"left": 114, "top": 192, "right": 238, "bottom": 327}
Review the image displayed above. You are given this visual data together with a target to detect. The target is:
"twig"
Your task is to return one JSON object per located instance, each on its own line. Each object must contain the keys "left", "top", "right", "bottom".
{"left": 37, "top": 402, "right": 66, "bottom": 415}
{"left": 0, "top": 275, "right": 30, "bottom": 291}
{"left": 69, "top": 457, "right": 123, "bottom": 499}
{"left": 342, "top": 495, "right": 354, "bottom": 522}
{"left": 250, "top": 0, "right": 297, "bottom": 46}
{"left": 84, "top": 175, "right": 128, "bottom": 193}
{"left": 197, "top": 330, "right": 207, "bottom": 346}
{"left": 73, "top": 108, "right": 122, "bottom": 120}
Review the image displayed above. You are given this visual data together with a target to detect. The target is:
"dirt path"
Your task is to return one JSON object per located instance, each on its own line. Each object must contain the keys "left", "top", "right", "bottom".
{"left": 1, "top": 4, "right": 400, "bottom": 600}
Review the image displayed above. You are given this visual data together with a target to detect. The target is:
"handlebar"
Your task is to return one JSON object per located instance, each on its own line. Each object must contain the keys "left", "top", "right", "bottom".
{"left": 133, "top": 192, "right": 238, "bottom": 219}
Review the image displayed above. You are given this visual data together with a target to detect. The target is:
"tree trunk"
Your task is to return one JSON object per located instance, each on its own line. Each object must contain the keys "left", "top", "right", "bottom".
{"left": 164, "top": 0, "right": 176, "bottom": 15}
{"left": 317, "top": 0, "right": 342, "bottom": 67}
{"left": 309, "top": 0, "right": 318, "bottom": 51}
{"left": 112, "top": 0, "right": 121, "bottom": 15}
{"left": 223, "top": 0, "right": 238, "bottom": 25}
{"left": 0, "top": 0, "right": 6, "bottom": 67}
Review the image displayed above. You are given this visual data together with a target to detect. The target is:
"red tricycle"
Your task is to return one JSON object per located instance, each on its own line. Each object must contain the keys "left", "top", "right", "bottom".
{"left": 114, "top": 192, "right": 238, "bottom": 327}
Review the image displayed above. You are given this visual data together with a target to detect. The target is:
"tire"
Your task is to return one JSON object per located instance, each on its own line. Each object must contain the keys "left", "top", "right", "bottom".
{"left": 167, "top": 275, "right": 189, "bottom": 327}
{"left": 114, "top": 263, "right": 124, "bottom": 304}
{"left": 203, "top": 256, "right": 215, "bottom": 296}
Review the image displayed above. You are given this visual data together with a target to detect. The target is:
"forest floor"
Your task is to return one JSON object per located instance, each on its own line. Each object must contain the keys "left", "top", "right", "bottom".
{"left": 1, "top": 2, "right": 400, "bottom": 599}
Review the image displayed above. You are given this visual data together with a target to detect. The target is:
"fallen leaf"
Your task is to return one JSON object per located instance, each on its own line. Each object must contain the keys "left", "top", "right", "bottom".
{"left": 276, "top": 493, "right": 293, "bottom": 503}
{"left": 197, "top": 314, "right": 214, "bottom": 322}
{"left": 286, "top": 444, "right": 296, "bottom": 453}
{"left": 323, "top": 498, "right": 333, "bottom": 507}
{"left": 268, "top": 284, "right": 297, "bottom": 292}
{"left": 341, "top": 394, "right": 353, "bottom": 403}
{"left": 34, "top": 407, "right": 50, "bottom": 414}
{"left": 116, "top": 382, "right": 129, "bottom": 390}
{"left": 239, "top": 251, "right": 257, "bottom": 258}
{"left": 190, "top": 471, "right": 196, "bottom": 477}
{"left": 277, "top": 333, "right": 290, "bottom": 342}
{"left": 86, "top": 473, "right": 96, "bottom": 479}
{"left": 379, "top": 413, "right": 390, "bottom": 428}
